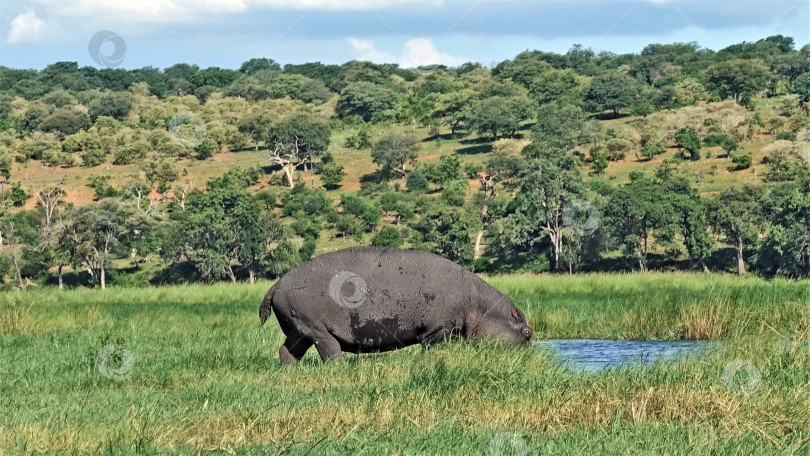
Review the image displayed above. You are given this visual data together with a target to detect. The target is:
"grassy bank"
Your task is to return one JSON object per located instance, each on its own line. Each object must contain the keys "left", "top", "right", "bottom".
{"left": 1, "top": 274, "right": 809, "bottom": 454}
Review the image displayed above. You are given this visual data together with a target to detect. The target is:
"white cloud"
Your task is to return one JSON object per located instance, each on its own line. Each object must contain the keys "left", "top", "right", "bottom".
{"left": 346, "top": 38, "right": 397, "bottom": 63}
{"left": 6, "top": 11, "right": 47, "bottom": 43}
{"left": 401, "top": 38, "right": 463, "bottom": 68}
{"left": 348, "top": 37, "right": 464, "bottom": 68}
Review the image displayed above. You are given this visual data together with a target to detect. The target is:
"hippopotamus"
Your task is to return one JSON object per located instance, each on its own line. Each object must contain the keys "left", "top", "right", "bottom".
{"left": 259, "top": 246, "right": 533, "bottom": 364}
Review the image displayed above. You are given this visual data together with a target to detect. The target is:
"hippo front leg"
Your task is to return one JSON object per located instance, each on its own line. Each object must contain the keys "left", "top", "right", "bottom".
{"left": 419, "top": 327, "right": 455, "bottom": 348}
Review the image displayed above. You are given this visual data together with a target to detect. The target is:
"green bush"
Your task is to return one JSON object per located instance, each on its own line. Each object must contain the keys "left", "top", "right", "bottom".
{"left": 775, "top": 131, "right": 797, "bottom": 141}
{"left": 371, "top": 225, "right": 403, "bottom": 247}
{"left": 730, "top": 152, "right": 752, "bottom": 171}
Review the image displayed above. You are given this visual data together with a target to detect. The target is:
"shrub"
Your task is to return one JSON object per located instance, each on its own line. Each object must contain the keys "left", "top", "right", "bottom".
{"left": 406, "top": 170, "right": 428, "bottom": 192}
{"left": 492, "top": 138, "right": 531, "bottom": 156}
{"left": 729, "top": 152, "right": 752, "bottom": 170}
{"left": 640, "top": 140, "right": 667, "bottom": 160}
{"left": 81, "top": 148, "right": 106, "bottom": 167}
{"left": 703, "top": 132, "right": 734, "bottom": 147}
{"left": 720, "top": 137, "right": 739, "bottom": 156}
{"left": 371, "top": 225, "right": 403, "bottom": 247}
{"left": 605, "top": 138, "right": 632, "bottom": 160}
{"left": 320, "top": 162, "right": 345, "bottom": 189}
{"left": 776, "top": 131, "right": 797, "bottom": 141}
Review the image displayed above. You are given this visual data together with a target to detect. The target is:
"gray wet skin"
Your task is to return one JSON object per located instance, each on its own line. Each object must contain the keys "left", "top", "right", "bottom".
{"left": 260, "top": 246, "right": 533, "bottom": 364}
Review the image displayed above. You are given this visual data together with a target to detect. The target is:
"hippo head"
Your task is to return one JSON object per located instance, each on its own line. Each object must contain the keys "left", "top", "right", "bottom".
{"left": 466, "top": 303, "right": 533, "bottom": 345}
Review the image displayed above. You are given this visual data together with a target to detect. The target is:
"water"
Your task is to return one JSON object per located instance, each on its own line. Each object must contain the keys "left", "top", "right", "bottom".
{"left": 535, "top": 339, "right": 709, "bottom": 372}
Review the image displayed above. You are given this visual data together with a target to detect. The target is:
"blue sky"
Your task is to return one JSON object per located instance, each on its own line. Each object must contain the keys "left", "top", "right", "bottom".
{"left": 0, "top": 0, "right": 807, "bottom": 70}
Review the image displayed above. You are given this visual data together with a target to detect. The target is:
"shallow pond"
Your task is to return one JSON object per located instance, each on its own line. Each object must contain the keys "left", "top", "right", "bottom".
{"left": 535, "top": 339, "right": 709, "bottom": 372}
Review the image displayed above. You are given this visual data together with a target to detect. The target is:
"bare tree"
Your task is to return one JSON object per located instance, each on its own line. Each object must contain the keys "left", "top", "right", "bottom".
{"left": 266, "top": 138, "right": 307, "bottom": 189}
{"left": 35, "top": 185, "right": 66, "bottom": 238}
{"left": 172, "top": 181, "right": 194, "bottom": 211}
{"left": 3, "top": 222, "right": 27, "bottom": 290}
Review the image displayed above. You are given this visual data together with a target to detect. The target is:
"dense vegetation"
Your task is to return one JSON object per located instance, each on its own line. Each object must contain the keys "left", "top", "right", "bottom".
{"left": 2, "top": 275, "right": 809, "bottom": 454}
{"left": 1, "top": 35, "right": 810, "bottom": 289}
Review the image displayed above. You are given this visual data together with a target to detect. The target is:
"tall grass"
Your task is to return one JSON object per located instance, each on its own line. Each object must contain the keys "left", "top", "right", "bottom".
{"left": 0, "top": 274, "right": 808, "bottom": 454}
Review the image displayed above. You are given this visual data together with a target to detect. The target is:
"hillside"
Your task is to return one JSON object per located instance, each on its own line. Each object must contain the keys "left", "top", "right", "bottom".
{"left": 7, "top": 96, "right": 799, "bottom": 207}
{"left": 1, "top": 37, "right": 810, "bottom": 288}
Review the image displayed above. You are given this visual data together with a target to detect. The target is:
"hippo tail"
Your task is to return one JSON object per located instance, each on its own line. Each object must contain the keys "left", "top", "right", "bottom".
{"left": 259, "top": 283, "right": 278, "bottom": 326}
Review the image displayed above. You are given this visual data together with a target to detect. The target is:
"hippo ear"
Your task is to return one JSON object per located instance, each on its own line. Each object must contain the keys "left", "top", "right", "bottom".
{"left": 510, "top": 308, "right": 519, "bottom": 320}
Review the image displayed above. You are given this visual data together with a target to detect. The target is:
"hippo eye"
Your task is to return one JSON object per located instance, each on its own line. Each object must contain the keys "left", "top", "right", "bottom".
{"left": 511, "top": 308, "right": 520, "bottom": 321}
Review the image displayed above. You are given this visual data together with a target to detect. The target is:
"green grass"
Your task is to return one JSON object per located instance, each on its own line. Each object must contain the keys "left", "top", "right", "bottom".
{"left": 1, "top": 274, "right": 809, "bottom": 454}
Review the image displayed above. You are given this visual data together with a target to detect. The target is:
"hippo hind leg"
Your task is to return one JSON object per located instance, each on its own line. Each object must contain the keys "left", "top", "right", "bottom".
{"left": 313, "top": 333, "right": 344, "bottom": 362}
{"left": 279, "top": 335, "right": 313, "bottom": 365}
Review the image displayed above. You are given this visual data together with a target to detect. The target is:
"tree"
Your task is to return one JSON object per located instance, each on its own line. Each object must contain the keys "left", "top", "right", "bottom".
{"left": 166, "top": 175, "right": 279, "bottom": 283}
{"left": 406, "top": 169, "right": 428, "bottom": 192}
{"left": 337, "top": 82, "right": 400, "bottom": 121}
{"left": 709, "top": 186, "right": 765, "bottom": 276}
{"left": 238, "top": 111, "right": 275, "bottom": 151}
{"left": 675, "top": 127, "right": 702, "bottom": 160}
{"left": 239, "top": 58, "right": 281, "bottom": 75}
{"left": 468, "top": 96, "right": 522, "bottom": 140}
{"left": 1, "top": 220, "right": 33, "bottom": 290}
{"left": 88, "top": 175, "right": 118, "bottom": 200}
{"left": 640, "top": 140, "right": 667, "bottom": 161}
{"left": 189, "top": 67, "right": 241, "bottom": 89}
{"left": 585, "top": 72, "right": 640, "bottom": 118}
{"left": 297, "top": 79, "right": 333, "bottom": 104}
{"left": 265, "top": 114, "right": 331, "bottom": 188}
{"left": 37, "top": 108, "right": 91, "bottom": 136}
{"left": 473, "top": 153, "right": 520, "bottom": 259}
{"left": 504, "top": 150, "right": 585, "bottom": 272}
{"left": 424, "top": 155, "right": 463, "bottom": 187}
{"left": 194, "top": 138, "right": 217, "bottom": 160}
{"left": 34, "top": 185, "right": 68, "bottom": 288}
{"left": 592, "top": 151, "right": 609, "bottom": 174}
{"left": 371, "top": 225, "right": 403, "bottom": 247}
{"left": 319, "top": 161, "right": 346, "bottom": 189}
{"left": 492, "top": 51, "right": 553, "bottom": 88}
{"left": 410, "top": 201, "right": 480, "bottom": 267}
{"left": 793, "top": 72, "right": 810, "bottom": 102}
{"left": 88, "top": 91, "right": 133, "bottom": 121}
{"left": 704, "top": 59, "right": 772, "bottom": 105}
{"left": 666, "top": 174, "right": 714, "bottom": 271}
{"left": 431, "top": 89, "right": 475, "bottom": 135}
{"left": 529, "top": 68, "right": 586, "bottom": 107}
{"left": 34, "top": 185, "right": 65, "bottom": 239}
{"left": 760, "top": 180, "right": 810, "bottom": 277}
{"left": 730, "top": 152, "right": 753, "bottom": 171}
{"left": 60, "top": 199, "right": 152, "bottom": 289}
{"left": 772, "top": 52, "right": 810, "bottom": 84}
{"left": 371, "top": 131, "right": 419, "bottom": 178}
{"left": 605, "top": 172, "right": 671, "bottom": 272}
{"left": 233, "top": 198, "right": 277, "bottom": 283}
{"left": 144, "top": 158, "right": 179, "bottom": 193}
{"left": 528, "top": 104, "right": 586, "bottom": 153}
